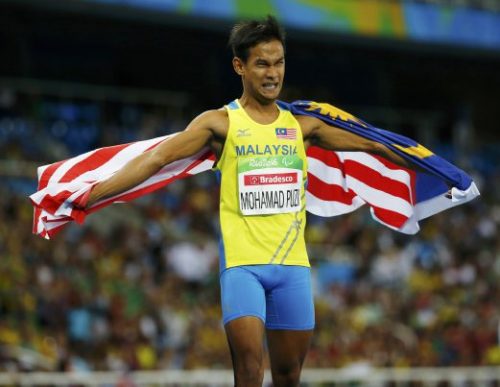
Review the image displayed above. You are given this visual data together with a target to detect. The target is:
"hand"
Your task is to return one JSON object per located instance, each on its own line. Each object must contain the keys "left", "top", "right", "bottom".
{"left": 73, "top": 184, "right": 96, "bottom": 210}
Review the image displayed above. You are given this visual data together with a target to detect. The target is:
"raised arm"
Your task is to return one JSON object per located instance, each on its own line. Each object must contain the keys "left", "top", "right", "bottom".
{"left": 87, "top": 110, "right": 226, "bottom": 207}
{"left": 298, "top": 115, "right": 415, "bottom": 169}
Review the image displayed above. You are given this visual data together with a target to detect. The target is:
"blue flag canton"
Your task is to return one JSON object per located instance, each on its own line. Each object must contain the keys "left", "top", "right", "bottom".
{"left": 275, "top": 127, "right": 297, "bottom": 140}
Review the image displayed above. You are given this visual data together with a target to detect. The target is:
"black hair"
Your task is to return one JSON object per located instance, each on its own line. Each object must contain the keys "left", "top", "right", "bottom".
{"left": 228, "top": 15, "right": 286, "bottom": 62}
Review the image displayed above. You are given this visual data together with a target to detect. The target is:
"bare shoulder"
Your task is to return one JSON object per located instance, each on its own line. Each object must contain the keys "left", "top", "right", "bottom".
{"left": 186, "top": 109, "right": 228, "bottom": 139}
{"left": 193, "top": 108, "right": 228, "bottom": 123}
{"left": 294, "top": 114, "right": 323, "bottom": 139}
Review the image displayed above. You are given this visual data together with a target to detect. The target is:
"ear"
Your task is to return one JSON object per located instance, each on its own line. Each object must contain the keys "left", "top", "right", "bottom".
{"left": 232, "top": 57, "right": 245, "bottom": 76}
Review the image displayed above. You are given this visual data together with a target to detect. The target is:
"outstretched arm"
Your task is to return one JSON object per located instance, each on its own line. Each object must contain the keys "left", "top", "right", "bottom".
{"left": 298, "top": 115, "right": 415, "bottom": 169}
{"left": 87, "top": 110, "right": 223, "bottom": 207}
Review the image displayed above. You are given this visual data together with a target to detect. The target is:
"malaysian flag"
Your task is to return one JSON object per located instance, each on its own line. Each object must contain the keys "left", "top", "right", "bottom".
{"left": 275, "top": 127, "right": 297, "bottom": 140}
{"left": 30, "top": 134, "right": 215, "bottom": 239}
{"left": 30, "top": 101, "right": 479, "bottom": 239}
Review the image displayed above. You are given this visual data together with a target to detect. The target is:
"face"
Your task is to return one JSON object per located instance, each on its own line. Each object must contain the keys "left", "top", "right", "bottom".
{"left": 233, "top": 39, "right": 285, "bottom": 104}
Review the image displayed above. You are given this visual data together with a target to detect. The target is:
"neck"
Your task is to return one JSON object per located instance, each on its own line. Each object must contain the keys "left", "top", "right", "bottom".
{"left": 239, "top": 93, "right": 279, "bottom": 120}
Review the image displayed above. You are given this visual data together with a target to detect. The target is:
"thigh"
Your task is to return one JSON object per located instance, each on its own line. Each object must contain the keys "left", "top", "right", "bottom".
{"left": 225, "top": 316, "right": 266, "bottom": 385}
{"left": 220, "top": 267, "right": 266, "bottom": 325}
{"left": 265, "top": 266, "right": 315, "bottom": 330}
{"left": 221, "top": 267, "right": 268, "bottom": 383}
{"left": 225, "top": 316, "right": 266, "bottom": 361}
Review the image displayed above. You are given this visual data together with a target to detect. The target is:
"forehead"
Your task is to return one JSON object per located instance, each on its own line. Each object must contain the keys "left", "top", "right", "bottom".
{"left": 247, "top": 40, "right": 284, "bottom": 61}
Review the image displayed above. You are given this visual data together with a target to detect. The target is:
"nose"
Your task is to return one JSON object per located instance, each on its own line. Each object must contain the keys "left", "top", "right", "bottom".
{"left": 266, "top": 65, "right": 279, "bottom": 80}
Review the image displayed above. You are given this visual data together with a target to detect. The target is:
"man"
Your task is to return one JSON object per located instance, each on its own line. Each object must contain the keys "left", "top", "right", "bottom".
{"left": 86, "top": 16, "right": 415, "bottom": 387}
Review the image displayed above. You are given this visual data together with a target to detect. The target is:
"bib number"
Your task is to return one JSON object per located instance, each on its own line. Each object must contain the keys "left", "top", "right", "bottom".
{"left": 238, "top": 156, "right": 303, "bottom": 216}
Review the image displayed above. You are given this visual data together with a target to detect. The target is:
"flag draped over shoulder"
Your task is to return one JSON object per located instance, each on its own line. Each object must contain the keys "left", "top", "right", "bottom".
{"left": 30, "top": 101, "right": 479, "bottom": 239}
{"left": 280, "top": 101, "right": 479, "bottom": 233}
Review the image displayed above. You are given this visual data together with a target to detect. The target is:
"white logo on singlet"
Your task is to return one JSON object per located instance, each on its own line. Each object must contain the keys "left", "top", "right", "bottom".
{"left": 237, "top": 128, "right": 251, "bottom": 137}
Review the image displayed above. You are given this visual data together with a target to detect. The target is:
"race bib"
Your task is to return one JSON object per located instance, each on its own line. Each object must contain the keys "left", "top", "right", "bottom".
{"left": 238, "top": 155, "right": 303, "bottom": 216}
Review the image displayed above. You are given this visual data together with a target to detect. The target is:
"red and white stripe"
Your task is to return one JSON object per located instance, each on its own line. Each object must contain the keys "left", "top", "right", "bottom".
{"left": 33, "top": 138, "right": 469, "bottom": 239}
{"left": 31, "top": 134, "right": 215, "bottom": 239}
{"left": 305, "top": 146, "right": 418, "bottom": 233}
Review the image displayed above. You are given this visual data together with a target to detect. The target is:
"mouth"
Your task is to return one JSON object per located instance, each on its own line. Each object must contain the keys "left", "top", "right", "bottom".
{"left": 262, "top": 82, "right": 279, "bottom": 92}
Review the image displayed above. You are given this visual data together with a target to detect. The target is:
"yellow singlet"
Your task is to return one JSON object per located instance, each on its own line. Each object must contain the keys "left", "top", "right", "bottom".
{"left": 215, "top": 99, "right": 310, "bottom": 270}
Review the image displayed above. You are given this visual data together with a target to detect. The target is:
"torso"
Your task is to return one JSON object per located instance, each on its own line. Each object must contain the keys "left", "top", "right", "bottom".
{"left": 214, "top": 99, "right": 310, "bottom": 270}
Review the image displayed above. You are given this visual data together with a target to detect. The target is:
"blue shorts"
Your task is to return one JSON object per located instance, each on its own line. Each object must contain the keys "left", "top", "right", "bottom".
{"left": 220, "top": 265, "right": 315, "bottom": 330}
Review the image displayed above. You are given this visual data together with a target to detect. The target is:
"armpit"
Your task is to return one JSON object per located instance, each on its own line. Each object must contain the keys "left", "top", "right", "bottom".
{"left": 294, "top": 114, "right": 321, "bottom": 140}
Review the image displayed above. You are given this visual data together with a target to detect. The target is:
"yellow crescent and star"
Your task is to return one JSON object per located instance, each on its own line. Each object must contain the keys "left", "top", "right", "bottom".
{"left": 305, "top": 101, "right": 434, "bottom": 159}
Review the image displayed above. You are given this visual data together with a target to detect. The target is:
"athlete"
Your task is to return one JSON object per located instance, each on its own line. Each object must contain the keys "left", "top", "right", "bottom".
{"left": 86, "top": 16, "right": 414, "bottom": 387}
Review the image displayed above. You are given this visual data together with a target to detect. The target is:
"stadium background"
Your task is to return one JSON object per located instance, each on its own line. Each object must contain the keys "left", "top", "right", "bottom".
{"left": 0, "top": 0, "right": 499, "bottom": 384}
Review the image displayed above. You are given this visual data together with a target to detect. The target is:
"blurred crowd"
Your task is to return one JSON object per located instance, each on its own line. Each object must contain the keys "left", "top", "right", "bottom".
{"left": 0, "top": 91, "right": 499, "bottom": 372}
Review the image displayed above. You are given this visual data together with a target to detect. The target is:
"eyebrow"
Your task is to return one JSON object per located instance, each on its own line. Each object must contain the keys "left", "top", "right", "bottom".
{"left": 255, "top": 56, "right": 285, "bottom": 64}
